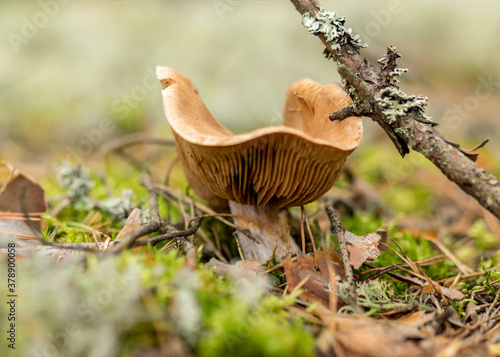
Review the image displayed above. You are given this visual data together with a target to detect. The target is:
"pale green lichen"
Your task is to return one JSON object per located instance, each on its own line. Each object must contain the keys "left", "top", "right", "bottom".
{"left": 302, "top": 9, "right": 366, "bottom": 53}
{"left": 375, "top": 86, "right": 433, "bottom": 124}
{"left": 57, "top": 161, "right": 95, "bottom": 210}
{"left": 99, "top": 189, "right": 141, "bottom": 223}
{"left": 337, "top": 279, "right": 432, "bottom": 315}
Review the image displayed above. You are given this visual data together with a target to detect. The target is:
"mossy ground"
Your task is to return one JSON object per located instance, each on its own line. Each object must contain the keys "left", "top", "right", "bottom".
{"left": 2, "top": 141, "right": 498, "bottom": 356}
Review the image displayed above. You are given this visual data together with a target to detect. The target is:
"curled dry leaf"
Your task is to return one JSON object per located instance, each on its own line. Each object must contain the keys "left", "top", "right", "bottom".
{"left": 344, "top": 230, "right": 383, "bottom": 269}
{"left": 283, "top": 250, "right": 345, "bottom": 309}
{"left": 0, "top": 161, "right": 47, "bottom": 245}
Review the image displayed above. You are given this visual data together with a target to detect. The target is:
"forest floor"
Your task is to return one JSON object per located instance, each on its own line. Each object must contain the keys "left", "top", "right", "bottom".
{"left": 1, "top": 137, "right": 499, "bottom": 357}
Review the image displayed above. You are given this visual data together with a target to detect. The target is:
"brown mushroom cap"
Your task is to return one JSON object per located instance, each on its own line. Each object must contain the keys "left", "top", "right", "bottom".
{"left": 157, "top": 66, "right": 362, "bottom": 209}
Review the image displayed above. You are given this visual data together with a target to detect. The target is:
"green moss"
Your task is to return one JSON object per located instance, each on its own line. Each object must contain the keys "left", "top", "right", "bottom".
{"left": 383, "top": 184, "right": 432, "bottom": 214}
{"left": 468, "top": 219, "right": 499, "bottom": 251}
{"left": 360, "top": 229, "right": 458, "bottom": 284}
{"left": 341, "top": 212, "right": 383, "bottom": 236}
{"left": 197, "top": 294, "right": 314, "bottom": 357}
{"left": 0, "top": 246, "right": 316, "bottom": 357}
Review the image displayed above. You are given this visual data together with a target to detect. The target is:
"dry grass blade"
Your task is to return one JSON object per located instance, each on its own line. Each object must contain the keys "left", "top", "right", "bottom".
{"left": 359, "top": 255, "right": 446, "bottom": 281}
{"left": 424, "top": 235, "right": 474, "bottom": 275}
{"left": 379, "top": 241, "right": 426, "bottom": 280}
{"left": 153, "top": 183, "right": 236, "bottom": 228}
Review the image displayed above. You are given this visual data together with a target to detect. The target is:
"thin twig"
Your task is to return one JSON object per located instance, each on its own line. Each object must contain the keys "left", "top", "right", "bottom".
{"left": 153, "top": 183, "right": 236, "bottom": 228}
{"left": 325, "top": 205, "right": 363, "bottom": 314}
{"left": 437, "top": 265, "right": 500, "bottom": 285}
{"left": 360, "top": 255, "right": 446, "bottom": 281}
{"left": 133, "top": 217, "right": 201, "bottom": 247}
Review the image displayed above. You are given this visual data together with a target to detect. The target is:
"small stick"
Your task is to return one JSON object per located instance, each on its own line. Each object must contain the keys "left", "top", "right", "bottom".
{"left": 360, "top": 255, "right": 446, "bottom": 280}
{"left": 134, "top": 217, "right": 201, "bottom": 247}
{"left": 325, "top": 206, "right": 363, "bottom": 314}
{"left": 154, "top": 183, "right": 237, "bottom": 229}
{"left": 437, "top": 265, "right": 500, "bottom": 285}
{"left": 233, "top": 231, "right": 245, "bottom": 260}
{"left": 196, "top": 229, "right": 228, "bottom": 264}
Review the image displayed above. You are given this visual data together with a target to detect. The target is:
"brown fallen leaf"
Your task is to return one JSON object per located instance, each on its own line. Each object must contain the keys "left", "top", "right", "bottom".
{"left": 317, "top": 313, "right": 430, "bottom": 357}
{"left": 283, "top": 250, "right": 345, "bottom": 309}
{"left": 345, "top": 230, "right": 382, "bottom": 269}
{"left": 0, "top": 161, "right": 46, "bottom": 244}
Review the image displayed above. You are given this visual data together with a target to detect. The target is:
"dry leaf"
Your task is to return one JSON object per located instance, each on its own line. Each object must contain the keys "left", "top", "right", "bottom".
{"left": 317, "top": 313, "right": 429, "bottom": 357}
{"left": 283, "top": 251, "right": 345, "bottom": 309}
{"left": 115, "top": 208, "right": 142, "bottom": 241}
{"left": 345, "top": 230, "right": 382, "bottom": 269}
{"left": 0, "top": 161, "right": 46, "bottom": 244}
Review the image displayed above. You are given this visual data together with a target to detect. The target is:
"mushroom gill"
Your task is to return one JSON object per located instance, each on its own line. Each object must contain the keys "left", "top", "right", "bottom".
{"left": 157, "top": 66, "right": 362, "bottom": 262}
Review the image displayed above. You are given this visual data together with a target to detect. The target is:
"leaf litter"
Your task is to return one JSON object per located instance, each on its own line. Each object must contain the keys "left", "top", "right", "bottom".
{"left": 1, "top": 142, "right": 499, "bottom": 356}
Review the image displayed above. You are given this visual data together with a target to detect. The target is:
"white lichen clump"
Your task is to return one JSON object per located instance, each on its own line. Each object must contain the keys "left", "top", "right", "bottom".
{"left": 376, "top": 87, "right": 432, "bottom": 123}
{"left": 302, "top": 8, "right": 366, "bottom": 51}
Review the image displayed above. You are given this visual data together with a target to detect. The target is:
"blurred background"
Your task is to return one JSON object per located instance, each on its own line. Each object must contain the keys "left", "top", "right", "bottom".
{"left": 1, "top": 0, "right": 499, "bottom": 175}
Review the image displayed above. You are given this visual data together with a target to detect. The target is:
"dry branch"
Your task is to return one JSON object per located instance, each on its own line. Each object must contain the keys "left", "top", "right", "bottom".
{"left": 290, "top": 0, "right": 500, "bottom": 220}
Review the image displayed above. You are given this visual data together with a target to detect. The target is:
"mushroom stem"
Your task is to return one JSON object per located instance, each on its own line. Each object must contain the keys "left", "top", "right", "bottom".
{"left": 228, "top": 201, "right": 300, "bottom": 262}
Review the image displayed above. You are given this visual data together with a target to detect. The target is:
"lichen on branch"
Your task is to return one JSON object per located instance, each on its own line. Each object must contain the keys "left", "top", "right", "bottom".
{"left": 302, "top": 8, "right": 366, "bottom": 55}
{"left": 375, "top": 86, "right": 432, "bottom": 124}
{"left": 291, "top": 0, "right": 500, "bottom": 220}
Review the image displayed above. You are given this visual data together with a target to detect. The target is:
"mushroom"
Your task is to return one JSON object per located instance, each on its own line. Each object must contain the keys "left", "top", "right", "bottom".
{"left": 157, "top": 66, "right": 362, "bottom": 262}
